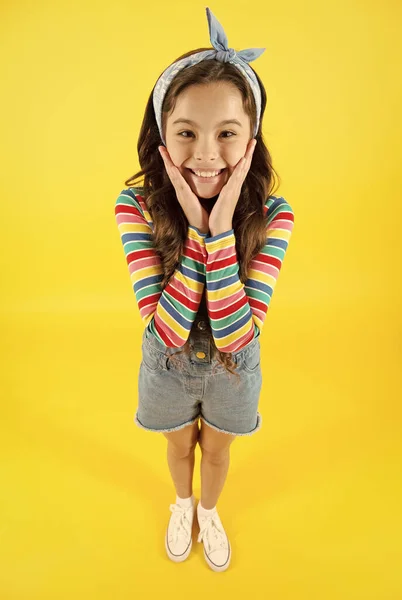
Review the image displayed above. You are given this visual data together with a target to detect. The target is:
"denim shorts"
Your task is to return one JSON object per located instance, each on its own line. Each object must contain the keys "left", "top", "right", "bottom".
{"left": 134, "top": 316, "right": 263, "bottom": 437}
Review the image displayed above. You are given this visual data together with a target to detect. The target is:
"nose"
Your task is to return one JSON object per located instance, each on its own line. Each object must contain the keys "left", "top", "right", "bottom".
{"left": 193, "top": 138, "right": 220, "bottom": 162}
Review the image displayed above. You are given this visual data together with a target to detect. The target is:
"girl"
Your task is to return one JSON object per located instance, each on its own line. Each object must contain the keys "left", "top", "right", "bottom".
{"left": 114, "top": 7, "right": 294, "bottom": 572}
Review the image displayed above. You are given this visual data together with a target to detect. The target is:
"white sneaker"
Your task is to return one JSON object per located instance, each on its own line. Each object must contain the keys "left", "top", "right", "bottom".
{"left": 165, "top": 497, "right": 195, "bottom": 562}
{"left": 197, "top": 505, "right": 231, "bottom": 572}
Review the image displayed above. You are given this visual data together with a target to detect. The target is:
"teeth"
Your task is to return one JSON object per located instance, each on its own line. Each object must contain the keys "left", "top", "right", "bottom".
{"left": 192, "top": 169, "right": 222, "bottom": 177}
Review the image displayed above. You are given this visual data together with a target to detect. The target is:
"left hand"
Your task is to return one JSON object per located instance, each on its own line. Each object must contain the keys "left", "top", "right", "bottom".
{"left": 208, "top": 138, "right": 257, "bottom": 236}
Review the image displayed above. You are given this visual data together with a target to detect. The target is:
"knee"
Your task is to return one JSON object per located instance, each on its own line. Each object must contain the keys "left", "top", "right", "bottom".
{"left": 199, "top": 445, "right": 230, "bottom": 464}
{"left": 163, "top": 420, "right": 200, "bottom": 458}
{"left": 167, "top": 440, "right": 197, "bottom": 459}
{"left": 198, "top": 424, "right": 235, "bottom": 462}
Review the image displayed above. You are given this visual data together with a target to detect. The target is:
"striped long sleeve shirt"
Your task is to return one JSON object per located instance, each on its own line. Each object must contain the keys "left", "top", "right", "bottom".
{"left": 115, "top": 187, "right": 294, "bottom": 353}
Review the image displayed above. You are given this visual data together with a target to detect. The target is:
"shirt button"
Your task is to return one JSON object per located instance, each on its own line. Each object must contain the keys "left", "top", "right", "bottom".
{"left": 197, "top": 320, "right": 207, "bottom": 330}
{"left": 196, "top": 351, "right": 206, "bottom": 359}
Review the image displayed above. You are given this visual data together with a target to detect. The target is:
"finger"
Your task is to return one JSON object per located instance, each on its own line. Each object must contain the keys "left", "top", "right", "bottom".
{"left": 234, "top": 156, "right": 248, "bottom": 177}
{"left": 232, "top": 144, "right": 255, "bottom": 180}
{"left": 246, "top": 139, "right": 257, "bottom": 161}
{"left": 159, "top": 147, "right": 189, "bottom": 189}
{"left": 158, "top": 146, "right": 172, "bottom": 168}
{"left": 159, "top": 147, "right": 177, "bottom": 178}
{"left": 238, "top": 144, "right": 254, "bottom": 169}
{"left": 240, "top": 140, "right": 257, "bottom": 171}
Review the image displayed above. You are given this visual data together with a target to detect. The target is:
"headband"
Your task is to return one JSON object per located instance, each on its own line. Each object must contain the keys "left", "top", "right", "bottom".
{"left": 153, "top": 7, "right": 266, "bottom": 146}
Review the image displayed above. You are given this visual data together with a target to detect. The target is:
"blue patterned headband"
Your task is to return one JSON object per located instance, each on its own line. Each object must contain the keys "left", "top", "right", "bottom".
{"left": 153, "top": 7, "right": 266, "bottom": 147}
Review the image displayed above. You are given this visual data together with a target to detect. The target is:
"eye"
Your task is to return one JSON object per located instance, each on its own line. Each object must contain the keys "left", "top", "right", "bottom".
{"left": 177, "top": 130, "right": 236, "bottom": 139}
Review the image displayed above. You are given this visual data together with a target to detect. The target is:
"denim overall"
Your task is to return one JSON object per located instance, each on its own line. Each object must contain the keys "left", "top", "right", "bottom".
{"left": 136, "top": 288, "right": 263, "bottom": 436}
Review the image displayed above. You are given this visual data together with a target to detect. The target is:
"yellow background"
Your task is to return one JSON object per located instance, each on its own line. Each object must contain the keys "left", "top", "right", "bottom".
{"left": 1, "top": 0, "right": 401, "bottom": 598}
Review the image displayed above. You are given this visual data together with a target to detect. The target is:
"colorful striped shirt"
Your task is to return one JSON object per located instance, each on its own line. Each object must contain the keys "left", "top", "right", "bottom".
{"left": 115, "top": 186, "right": 294, "bottom": 352}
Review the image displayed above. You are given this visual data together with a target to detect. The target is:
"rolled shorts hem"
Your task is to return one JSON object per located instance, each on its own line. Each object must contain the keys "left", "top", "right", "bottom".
{"left": 199, "top": 412, "right": 263, "bottom": 437}
{"left": 134, "top": 412, "right": 200, "bottom": 434}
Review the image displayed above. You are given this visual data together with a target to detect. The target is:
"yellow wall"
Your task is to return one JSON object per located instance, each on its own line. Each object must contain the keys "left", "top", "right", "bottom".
{"left": 1, "top": 0, "right": 401, "bottom": 598}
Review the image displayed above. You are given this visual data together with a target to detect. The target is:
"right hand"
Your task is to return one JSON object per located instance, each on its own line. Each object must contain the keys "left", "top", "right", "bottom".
{"left": 158, "top": 146, "right": 209, "bottom": 234}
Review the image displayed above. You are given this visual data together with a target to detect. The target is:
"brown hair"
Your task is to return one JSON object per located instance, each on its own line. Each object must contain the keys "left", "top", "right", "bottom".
{"left": 124, "top": 47, "right": 281, "bottom": 380}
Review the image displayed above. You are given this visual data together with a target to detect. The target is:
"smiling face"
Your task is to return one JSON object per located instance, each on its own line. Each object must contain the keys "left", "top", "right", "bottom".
{"left": 164, "top": 81, "right": 252, "bottom": 199}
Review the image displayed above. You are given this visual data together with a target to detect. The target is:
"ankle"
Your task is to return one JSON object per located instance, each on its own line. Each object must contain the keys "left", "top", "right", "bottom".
{"left": 176, "top": 493, "right": 194, "bottom": 508}
{"left": 198, "top": 500, "right": 217, "bottom": 515}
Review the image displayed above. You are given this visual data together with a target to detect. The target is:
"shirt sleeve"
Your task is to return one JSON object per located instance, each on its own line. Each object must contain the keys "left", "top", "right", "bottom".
{"left": 114, "top": 188, "right": 208, "bottom": 347}
{"left": 203, "top": 197, "right": 295, "bottom": 353}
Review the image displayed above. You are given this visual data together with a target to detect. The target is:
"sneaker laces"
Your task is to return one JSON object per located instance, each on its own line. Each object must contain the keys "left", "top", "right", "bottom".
{"left": 168, "top": 503, "right": 193, "bottom": 545}
{"left": 197, "top": 512, "right": 228, "bottom": 554}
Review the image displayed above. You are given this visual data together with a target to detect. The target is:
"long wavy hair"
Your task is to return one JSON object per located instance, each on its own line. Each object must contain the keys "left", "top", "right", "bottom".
{"left": 124, "top": 46, "right": 281, "bottom": 380}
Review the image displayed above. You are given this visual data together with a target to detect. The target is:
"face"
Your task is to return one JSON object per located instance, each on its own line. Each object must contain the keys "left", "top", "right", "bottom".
{"left": 164, "top": 82, "right": 252, "bottom": 199}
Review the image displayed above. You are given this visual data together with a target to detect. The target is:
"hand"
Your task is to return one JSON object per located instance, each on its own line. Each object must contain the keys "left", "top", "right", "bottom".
{"left": 158, "top": 146, "right": 209, "bottom": 234}
{"left": 208, "top": 138, "right": 257, "bottom": 236}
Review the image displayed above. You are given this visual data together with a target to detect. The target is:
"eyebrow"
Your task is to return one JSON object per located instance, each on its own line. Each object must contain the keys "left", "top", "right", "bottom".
{"left": 172, "top": 118, "right": 242, "bottom": 128}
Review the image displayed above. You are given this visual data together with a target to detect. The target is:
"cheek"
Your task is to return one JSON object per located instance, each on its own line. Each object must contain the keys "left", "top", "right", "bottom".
{"left": 225, "top": 147, "right": 245, "bottom": 168}
{"left": 165, "top": 143, "right": 183, "bottom": 167}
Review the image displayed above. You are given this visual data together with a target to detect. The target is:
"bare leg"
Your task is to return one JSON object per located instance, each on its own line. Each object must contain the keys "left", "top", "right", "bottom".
{"left": 166, "top": 443, "right": 196, "bottom": 499}
{"left": 200, "top": 448, "right": 230, "bottom": 509}
{"left": 163, "top": 420, "right": 199, "bottom": 499}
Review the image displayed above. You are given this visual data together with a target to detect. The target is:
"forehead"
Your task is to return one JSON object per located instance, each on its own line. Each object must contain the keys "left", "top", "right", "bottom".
{"left": 168, "top": 82, "right": 248, "bottom": 125}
